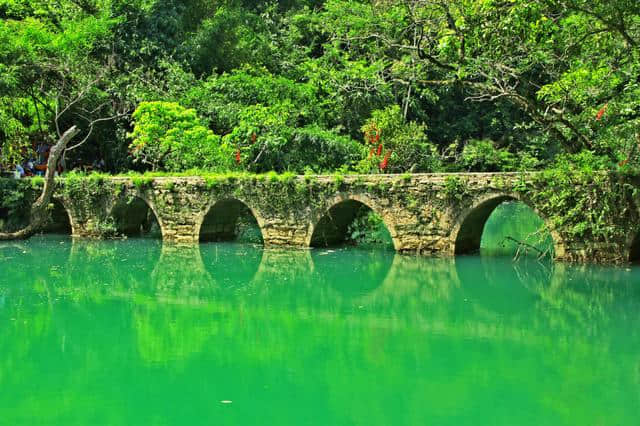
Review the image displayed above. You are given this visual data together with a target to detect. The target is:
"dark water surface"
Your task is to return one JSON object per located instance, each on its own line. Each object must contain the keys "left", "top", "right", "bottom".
{"left": 1, "top": 224, "right": 640, "bottom": 424}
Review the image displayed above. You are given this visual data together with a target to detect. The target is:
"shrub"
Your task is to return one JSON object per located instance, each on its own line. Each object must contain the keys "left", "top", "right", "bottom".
{"left": 460, "top": 139, "right": 517, "bottom": 172}
{"left": 360, "top": 105, "right": 442, "bottom": 173}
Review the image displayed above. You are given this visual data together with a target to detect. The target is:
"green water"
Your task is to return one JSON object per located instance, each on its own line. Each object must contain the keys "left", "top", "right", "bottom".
{"left": 1, "top": 204, "right": 640, "bottom": 425}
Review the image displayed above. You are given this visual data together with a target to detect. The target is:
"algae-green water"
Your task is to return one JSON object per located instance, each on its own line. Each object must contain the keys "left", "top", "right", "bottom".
{"left": 1, "top": 203, "right": 639, "bottom": 425}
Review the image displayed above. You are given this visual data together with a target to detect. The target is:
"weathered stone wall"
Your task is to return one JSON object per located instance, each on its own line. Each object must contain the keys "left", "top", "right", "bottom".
{"left": 6, "top": 172, "right": 638, "bottom": 264}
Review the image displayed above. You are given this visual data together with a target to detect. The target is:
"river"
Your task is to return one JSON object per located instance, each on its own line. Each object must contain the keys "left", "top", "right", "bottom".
{"left": 0, "top": 203, "right": 639, "bottom": 425}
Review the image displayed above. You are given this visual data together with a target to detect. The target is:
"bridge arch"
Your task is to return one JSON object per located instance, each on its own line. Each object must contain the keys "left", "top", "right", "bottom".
{"left": 44, "top": 198, "right": 74, "bottom": 235}
{"left": 306, "top": 194, "right": 400, "bottom": 250}
{"left": 0, "top": 197, "right": 73, "bottom": 235}
{"left": 196, "top": 198, "right": 265, "bottom": 243}
{"left": 450, "top": 192, "right": 560, "bottom": 257}
{"left": 109, "top": 195, "right": 163, "bottom": 238}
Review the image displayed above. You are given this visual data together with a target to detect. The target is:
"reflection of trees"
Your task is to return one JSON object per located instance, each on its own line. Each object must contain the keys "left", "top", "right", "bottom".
{"left": 539, "top": 264, "right": 640, "bottom": 337}
{"left": 65, "top": 239, "right": 162, "bottom": 297}
{"left": 1, "top": 240, "right": 640, "bottom": 424}
{"left": 0, "top": 235, "right": 72, "bottom": 303}
{"left": 132, "top": 301, "right": 218, "bottom": 365}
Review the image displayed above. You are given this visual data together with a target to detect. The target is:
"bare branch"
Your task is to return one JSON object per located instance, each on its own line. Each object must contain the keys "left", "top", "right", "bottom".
{"left": 66, "top": 113, "right": 127, "bottom": 152}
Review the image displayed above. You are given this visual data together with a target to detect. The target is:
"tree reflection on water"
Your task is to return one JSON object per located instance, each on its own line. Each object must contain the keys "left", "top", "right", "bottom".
{"left": 0, "top": 237, "right": 639, "bottom": 425}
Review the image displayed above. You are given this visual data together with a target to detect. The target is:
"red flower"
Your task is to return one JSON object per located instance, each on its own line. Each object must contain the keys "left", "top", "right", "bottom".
{"left": 365, "top": 125, "right": 381, "bottom": 145}
{"left": 369, "top": 147, "right": 375, "bottom": 158}
{"left": 596, "top": 104, "right": 608, "bottom": 121}
{"left": 235, "top": 149, "right": 241, "bottom": 164}
{"left": 376, "top": 144, "right": 383, "bottom": 156}
{"left": 380, "top": 150, "right": 392, "bottom": 170}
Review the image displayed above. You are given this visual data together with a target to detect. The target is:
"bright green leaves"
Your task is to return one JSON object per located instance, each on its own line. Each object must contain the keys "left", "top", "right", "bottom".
{"left": 128, "top": 102, "right": 232, "bottom": 172}
{"left": 2, "top": 0, "right": 640, "bottom": 175}
{"left": 0, "top": 8, "right": 115, "bottom": 61}
{"left": 0, "top": 1, "right": 119, "bottom": 169}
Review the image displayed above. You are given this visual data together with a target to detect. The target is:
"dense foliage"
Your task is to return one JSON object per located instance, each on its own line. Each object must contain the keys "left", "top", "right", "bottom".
{"left": 1, "top": 0, "right": 639, "bottom": 174}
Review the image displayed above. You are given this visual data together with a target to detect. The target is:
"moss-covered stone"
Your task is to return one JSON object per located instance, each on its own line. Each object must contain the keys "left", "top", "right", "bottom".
{"left": 2, "top": 172, "right": 638, "bottom": 264}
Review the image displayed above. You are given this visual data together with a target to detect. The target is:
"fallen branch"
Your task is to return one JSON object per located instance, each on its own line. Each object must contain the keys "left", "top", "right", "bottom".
{"left": 502, "top": 235, "right": 552, "bottom": 262}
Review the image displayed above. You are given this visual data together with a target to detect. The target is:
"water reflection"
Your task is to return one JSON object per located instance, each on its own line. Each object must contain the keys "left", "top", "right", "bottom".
{"left": 0, "top": 235, "right": 72, "bottom": 305}
{"left": 68, "top": 238, "right": 162, "bottom": 296}
{"left": 310, "top": 248, "right": 394, "bottom": 298}
{"left": 200, "top": 242, "right": 263, "bottom": 288}
{"left": 455, "top": 256, "right": 551, "bottom": 315}
{"left": 151, "top": 244, "right": 215, "bottom": 297}
{"left": 1, "top": 238, "right": 640, "bottom": 425}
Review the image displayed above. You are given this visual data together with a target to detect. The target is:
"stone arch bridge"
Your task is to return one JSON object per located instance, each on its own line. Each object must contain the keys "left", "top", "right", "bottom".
{"left": 46, "top": 172, "right": 640, "bottom": 264}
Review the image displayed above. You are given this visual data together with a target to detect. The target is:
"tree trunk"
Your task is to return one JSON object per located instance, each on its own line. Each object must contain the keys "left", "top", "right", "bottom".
{"left": 0, "top": 126, "right": 80, "bottom": 240}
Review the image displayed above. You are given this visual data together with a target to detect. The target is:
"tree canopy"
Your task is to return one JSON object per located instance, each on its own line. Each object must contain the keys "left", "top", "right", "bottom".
{"left": 1, "top": 0, "right": 639, "bottom": 174}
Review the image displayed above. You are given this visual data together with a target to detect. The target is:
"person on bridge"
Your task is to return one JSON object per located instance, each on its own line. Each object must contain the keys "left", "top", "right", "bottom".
{"left": 14, "top": 164, "right": 25, "bottom": 179}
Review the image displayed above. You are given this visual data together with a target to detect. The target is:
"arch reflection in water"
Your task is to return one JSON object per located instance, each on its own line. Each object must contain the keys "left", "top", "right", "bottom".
{"left": 199, "top": 199, "right": 263, "bottom": 244}
{"left": 455, "top": 256, "right": 551, "bottom": 316}
{"left": 456, "top": 198, "right": 554, "bottom": 258}
{"left": 199, "top": 242, "right": 262, "bottom": 289}
{"left": 111, "top": 196, "right": 161, "bottom": 238}
{"left": 151, "top": 244, "right": 217, "bottom": 297}
{"left": 311, "top": 247, "right": 394, "bottom": 298}
{"left": 310, "top": 199, "right": 394, "bottom": 249}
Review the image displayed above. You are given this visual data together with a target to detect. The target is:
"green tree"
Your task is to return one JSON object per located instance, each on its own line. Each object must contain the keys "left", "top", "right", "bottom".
{"left": 0, "top": 1, "right": 122, "bottom": 239}
{"left": 322, "top": 0, "right": 640, "bottom": 166}
{"left": 129, "top": 101, "right": 233, "bottom": 172}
